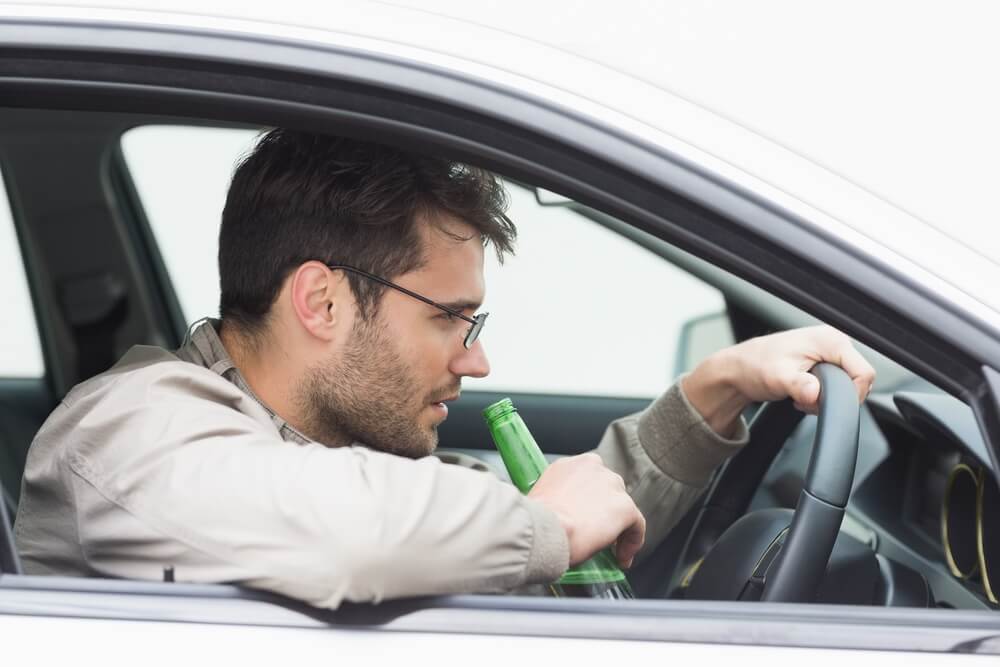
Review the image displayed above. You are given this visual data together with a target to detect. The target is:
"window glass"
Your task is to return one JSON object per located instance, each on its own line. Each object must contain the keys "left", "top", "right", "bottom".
{"left": 122, "top": 126, "right": 727, "bottom": 398}
{"left": 0, "top": 168, "right": 44, "bottom": 378}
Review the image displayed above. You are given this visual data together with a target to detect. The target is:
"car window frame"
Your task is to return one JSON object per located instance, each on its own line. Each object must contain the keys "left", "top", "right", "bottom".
{"left": 115, "top": 128, "right": 730, "bottom": 400}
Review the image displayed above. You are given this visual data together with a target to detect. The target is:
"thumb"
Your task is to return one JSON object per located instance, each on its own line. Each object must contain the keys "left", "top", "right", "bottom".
{"left": 792, "top": 372, "right": 821, "bottom": 408}
{"left": 614, "top": 522, "right": 645, "bottom": 569}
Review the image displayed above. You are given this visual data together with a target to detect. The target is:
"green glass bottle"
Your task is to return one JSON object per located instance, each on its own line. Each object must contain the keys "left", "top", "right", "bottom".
{"left": 483, "top": 398, "right": 634, "bottom": 600}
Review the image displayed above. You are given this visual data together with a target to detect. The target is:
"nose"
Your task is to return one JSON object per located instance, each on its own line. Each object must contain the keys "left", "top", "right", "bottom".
{"left": 449, "top": 338, "right": 490, "bottom": 378}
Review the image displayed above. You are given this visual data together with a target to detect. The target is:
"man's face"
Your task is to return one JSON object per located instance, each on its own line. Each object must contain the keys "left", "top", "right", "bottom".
{"left": 298, "top": 217, "right": 490, "bottom": 457}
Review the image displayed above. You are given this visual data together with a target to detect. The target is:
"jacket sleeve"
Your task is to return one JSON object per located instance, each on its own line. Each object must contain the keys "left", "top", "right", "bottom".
{"left": 59, "top": 364, "right": 569, "bottom": 608}
{"left": 595, "top": 378, "right": 749, "bottom": 562}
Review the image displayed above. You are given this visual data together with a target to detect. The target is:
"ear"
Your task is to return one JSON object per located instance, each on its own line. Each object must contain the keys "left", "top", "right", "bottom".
{"left": 288, "top": 261, "right": 347, "bottom": 342}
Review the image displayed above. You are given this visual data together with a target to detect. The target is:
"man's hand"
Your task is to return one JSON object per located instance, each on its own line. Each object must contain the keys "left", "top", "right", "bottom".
{"left": 528, "top": 453, "right": 646, "bottom": 569}
{"left": 682, "top": 325, "right": 876, "bottom": 438}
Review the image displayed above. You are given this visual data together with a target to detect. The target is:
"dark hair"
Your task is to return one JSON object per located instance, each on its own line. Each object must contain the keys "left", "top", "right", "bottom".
{"left": 218, "top": 129, "right": 516, "bottom": 337}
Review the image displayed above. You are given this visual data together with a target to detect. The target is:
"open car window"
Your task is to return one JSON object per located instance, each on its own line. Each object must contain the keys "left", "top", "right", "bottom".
{"left": 121, "top": 125, "right": 730, "bottom": 399}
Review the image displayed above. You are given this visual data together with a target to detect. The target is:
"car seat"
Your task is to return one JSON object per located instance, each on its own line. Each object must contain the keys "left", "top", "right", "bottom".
{"left": 0, "top": 400, "right": 48, "bottom": 575}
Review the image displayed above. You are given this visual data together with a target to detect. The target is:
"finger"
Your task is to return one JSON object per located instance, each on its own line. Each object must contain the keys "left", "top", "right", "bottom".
{"left": 837, "top": 346, "right": 876, "bottom": 402}
{"left": 614, "top": 508, "right": 646, "bottom": 569}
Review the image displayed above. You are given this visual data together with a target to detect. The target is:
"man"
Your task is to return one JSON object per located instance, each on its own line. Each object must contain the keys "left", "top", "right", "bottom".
{"left": 15, "top": 130, "right": 875, "bottom": 608}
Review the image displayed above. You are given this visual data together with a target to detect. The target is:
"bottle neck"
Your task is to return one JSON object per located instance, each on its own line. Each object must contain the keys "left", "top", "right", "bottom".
{"left": 484, "top": 402, "right": 548, "bottom": 494}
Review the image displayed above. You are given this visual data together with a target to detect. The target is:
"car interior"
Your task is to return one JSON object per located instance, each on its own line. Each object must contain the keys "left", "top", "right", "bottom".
{"left": 0, "top": 106, "right": 998, "bottom": 614}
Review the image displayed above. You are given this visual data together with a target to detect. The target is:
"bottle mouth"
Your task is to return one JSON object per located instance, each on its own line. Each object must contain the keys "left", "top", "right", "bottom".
{"left": 483, "top": 397, "right": 516, "bottom": 422}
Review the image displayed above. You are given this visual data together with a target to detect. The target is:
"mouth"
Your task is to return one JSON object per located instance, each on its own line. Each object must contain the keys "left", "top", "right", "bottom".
{"left": 429, "top": 393, "right": 460, "bottom": 418}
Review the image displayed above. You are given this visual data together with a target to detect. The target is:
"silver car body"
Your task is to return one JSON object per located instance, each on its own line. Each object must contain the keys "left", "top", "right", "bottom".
{"left": 1, "top": 2, "right": 998, "bottom": 662}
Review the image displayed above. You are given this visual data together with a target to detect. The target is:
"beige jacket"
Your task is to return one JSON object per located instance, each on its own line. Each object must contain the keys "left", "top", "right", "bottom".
{"left": 15, "top": 320, "right": 746, "bottom": 608}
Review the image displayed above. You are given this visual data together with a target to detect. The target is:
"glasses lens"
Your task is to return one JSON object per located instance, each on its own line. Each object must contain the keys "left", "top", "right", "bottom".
{"left": 464, "top": 312, "right": 488, "bottom": 349}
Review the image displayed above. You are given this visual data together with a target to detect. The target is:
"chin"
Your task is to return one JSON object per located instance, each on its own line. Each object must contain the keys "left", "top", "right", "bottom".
{"left": 421, "top": 431, "right": 439, "bottom": 455}
{"left": 390, "top": 423, "right": 437, "bottom": 459}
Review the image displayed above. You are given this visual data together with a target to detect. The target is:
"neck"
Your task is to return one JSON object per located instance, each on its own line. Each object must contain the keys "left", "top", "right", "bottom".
{"left": 218, "top": 320, "right": 309, "bottom": 436}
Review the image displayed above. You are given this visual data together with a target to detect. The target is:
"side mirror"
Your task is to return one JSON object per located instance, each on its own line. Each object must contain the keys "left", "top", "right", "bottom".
{"left": 673, "top": 311, "right": 734, "bottom": 377}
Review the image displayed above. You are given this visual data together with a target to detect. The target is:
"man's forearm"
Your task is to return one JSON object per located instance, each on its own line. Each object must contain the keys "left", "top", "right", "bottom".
{"left": 593, "top": 379, "right": 748, "bottom": 565}
{"left": 681, "top": 349, "right": 750, "bottom": 439}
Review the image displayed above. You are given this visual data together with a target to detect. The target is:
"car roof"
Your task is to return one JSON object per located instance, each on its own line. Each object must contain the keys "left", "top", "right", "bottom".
{"left": 3, "top": 1, "right": 1000, "bottom": 331}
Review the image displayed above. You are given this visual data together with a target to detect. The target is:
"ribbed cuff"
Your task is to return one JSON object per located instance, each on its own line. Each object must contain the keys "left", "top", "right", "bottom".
{"left": 519, "top": 497, "right": 570, "bottom": 585}
{"left": 637, "top": 379, "right": 749, "bottom": 486}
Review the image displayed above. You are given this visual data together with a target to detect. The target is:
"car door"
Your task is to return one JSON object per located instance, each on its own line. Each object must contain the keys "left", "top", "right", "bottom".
{"left": 2, "top": 8, "right": 1000, "bottom": 662}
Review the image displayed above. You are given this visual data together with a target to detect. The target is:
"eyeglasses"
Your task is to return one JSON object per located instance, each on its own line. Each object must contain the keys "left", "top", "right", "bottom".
{"left": 326, "top": 264, "right": 488, "bottom": 349}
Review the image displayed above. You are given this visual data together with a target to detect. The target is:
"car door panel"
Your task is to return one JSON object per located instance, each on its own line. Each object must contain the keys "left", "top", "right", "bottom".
{"left": 438, "top": 391, "right": 648, "bottom": 456}
{"left": 1, "top": 575, "right": 997, "bottom": 659}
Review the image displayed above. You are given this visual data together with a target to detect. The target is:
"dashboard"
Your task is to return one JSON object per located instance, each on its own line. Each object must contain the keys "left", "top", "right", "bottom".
{"left": 761, "top": 390, "right": 999, "bottom": 610}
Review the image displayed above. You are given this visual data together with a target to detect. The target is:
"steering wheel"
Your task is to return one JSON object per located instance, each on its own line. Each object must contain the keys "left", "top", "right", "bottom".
{"left": 675, "top": 363, "right": 861, "bottom": 602}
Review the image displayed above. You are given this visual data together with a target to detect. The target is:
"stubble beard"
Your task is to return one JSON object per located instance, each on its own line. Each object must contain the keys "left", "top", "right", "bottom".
{"left": 297, "top": 316, "right": 450, "bottom": 458}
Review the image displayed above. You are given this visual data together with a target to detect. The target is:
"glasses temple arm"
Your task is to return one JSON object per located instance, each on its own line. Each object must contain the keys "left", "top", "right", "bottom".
{"left": 326, "top": 264, "right": 477, "bottom": 325}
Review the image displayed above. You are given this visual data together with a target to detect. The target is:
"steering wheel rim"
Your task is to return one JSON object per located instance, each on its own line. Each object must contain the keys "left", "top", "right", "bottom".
{"left": 670, "top": 363, "right": 861, "bottom": 602}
